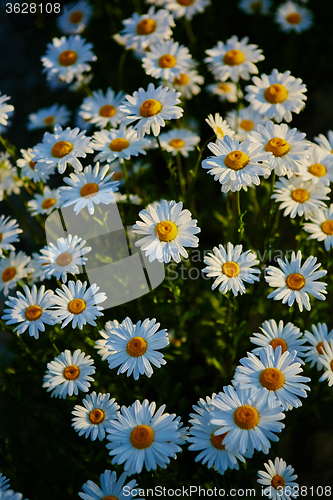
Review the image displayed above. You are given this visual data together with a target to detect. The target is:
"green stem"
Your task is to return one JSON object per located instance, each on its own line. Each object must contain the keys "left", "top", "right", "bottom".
{"left": 0, "top": 134, "right": 17, "bottom": 160}
{"left": 118, "top": 51, "right": 127, "bottom": 91}
{"left": 121, "top": 160, "right": 131, "bottom": 203}
{"left": 184, "top": 18, "right": 196, "bottom": 46}
{"left": 176, "top": 153, "right": 186, "bottom": 198}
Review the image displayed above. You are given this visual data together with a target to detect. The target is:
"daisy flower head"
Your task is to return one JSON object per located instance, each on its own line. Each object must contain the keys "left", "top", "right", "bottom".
{"left": 27, "top": 187, "right": 60, "bottom": 216}
{"left": 318, "top": 340, "right": 333, "bottom": 387}
{"left": 245, "top": 69, "right": 307, "bottom": 123}
{"left": 239, "top": 0, "right": 272, "bottom": 15}
{"left": 57, "top": 0, "right": 93, "bottom": 34}
{"left": 171, "top": 68, "right": 204, "bottom": 99}
{"left": 106, "top": 399, "right": 185, "bottom": 475}
{"left": 158, "top": 128, "right": 200, "bottom": 156}
{"left": 16, "top": 148, "right": 52, "bottom": 183}
{"left": 0, "top": 154, "right": 23, "bottom": 200}
{"left": 32, "top": 124, "right": 94, "bottom": 174}
{"left": 250, "top": 319, "right": 307, "bottom": 364}
{"left": 314, "top": 130, "right": 333, "bottom": 157}
{"left": 0, "top": 93, "right": 14, "bottom": 127}
{"left": 39, "top": 234, "right": 91, "bottom": 282}
{"left": 120, "top": 83, "right": 183, "bottom": 139}
{"left": 303, "top": 204, "right": 333, "bottom": 251}
{"left": 209, "top": 385, "right": 285, "bottom": 455}
{"left": 79, "top": 470, "right": 137, "bottom": 500}
{"left": 0, "top": 215, "right": 22, "bottom": 256}
{"left": 0, "top": 493, "right": 27, "bottom": 500}
{"left": 27, "top": 104, "right": 71, "bottom": 131}
{"left": 272, "top": 177, "right": 330, "bottom": 219}
{"left": 95, "top": 319, "right": 120, "bottom": 360}
{"left": 265, "top": 250, "right": 327, "bottom": 312}
{"left": 203, "top": 243, "right": 260, "bottom": 296}
{"left": 59, "top": 162, "right": 119, "bottom": 215}
{"left": 297, "top": 145, "right": 333, "bottom": 186}
{"left": 105, "top": 317, "right": 169, "bottom": 380}
{"left": 0, "top": 251, "right": 32, "bottom": 296}
{"left": 0, "top": 473, "right": 10, "bottom": 492}
{"left": 41, "top": 35, "right": 97, "bottom": 84}
{"left": 226, "top": 106, "right": 267, "bottom": 142}
{"left": 92, "top": 125, "right": 150, "bottom": 164}
{"left": 249, "top": 121, "right": 310, "bottom": 177}
{"left": 202, "top": 135, "right": 271, "bottom": 193}
{"left": 258, "top": 457, "right": 298, "bottom": 500}
{"left": 79, "top": 88, "right": 126, "bottom": 129}
{"left": 142, "top": 39, "right": 192, "bottom": 80}
{"left": 276, "top": 1, "right": 313, "bottom": 33}
{"left": 205, "top": 36, "right": 264, "bottom": 83}
{"left": 206, "top": 81, "right": 241, "bottom": 103}
{"left": 303, "top": 323, "right": 333, "bottom": 370}
{"left": 164, "top": 0, "right": 211, "bottom": 20}
{"left": 43, "top": 349, "right": 95, "bottom": 398}
{"left": 205, "top": 113, "right": 235, "bottom": 141}
{"left": 133, "top": 199, "right": 200, "bottom": 263}
{"left": 188, "top": 394, "right": 247, "bottom": 475}
{"left": 26, "top": 252, "right": 47, "bottom": 285}
{"left": 2, "top": 285, "right": 55, "bottom": 339}
{"left": 72, "top": 392, "right": 119, "bottom": 441}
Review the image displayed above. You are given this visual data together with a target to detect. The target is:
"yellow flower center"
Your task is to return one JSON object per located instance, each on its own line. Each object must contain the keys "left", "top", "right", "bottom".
{"left": 101, "top": 497, "right": 118, "bottom": 500}
{"left": 259, "top": 367, "right": 285, "bottom": 391}
{"left": 113, "top": 171, "right": 123, "bottom": 181}
{"left": 99, "top": 104, "right": 116, "bottom": 118}
{"left": 308, "top": 163, "right": 327, "bottom": 177}
{"left": 44, "top": 116, "right": 55, "bottom": 125}
{"left": 139, "top": 99, "right": 162, "bottom": 117}
{"left": 29, "top": 160, "right": 37, "bottom": 170}
{"left": 316, "top": 341, "right": 327, "bottom": 355}
{"left": 130, "top": 425, "right": 155, "bottom": 449}
{"left": 240, "top": 119, "right": 254, "bottom": 131}
{"left": 291, "top": 188, "right": 309, "bottom": 203}
{"left": 173, "top": 73, "right": 189, "bottom": 85}
{"left": 218, "top": 82, "right": 231, "bottom": 92}
{"left": 169, "top": 138, "right": 185, "bottom": 149}
{"left": 126, "top": 337, "right": 148, "bottom": 357}
{"left": 265, "top": 137, "right": 290, "bottom": 157}
{"left": 69, "top": 10, "right": 84, "bottom": 24}
{"left": 177, "top": 0, "right": 194, "bottom": 4}
{"left": 25, "top": 305, "right": 43, "bottom": 321}
{"left": 67, "top": 298, "right": 86, "bottom": 315}
{"left": 222, "top": 261, "right": 240, "bottom": 278}
{"left": 51, "top": 141, "right": 73, "bottom": 159}
{"left": 321, "top": 220, "right": 333, "bottom": 235}
{"left": 0, "top": 233, "right": 2, "bottom": 243}
{"left": 224, "top": 151, "right": 249, "bottom": 170}
{"left": 63, "top": 365, "right": 80, "bottom": 380}
{"left": 264, "top": 84, "right": 288, "bottom": 104}
{"left": 155, "top": 220, "right": 178, "bottom": 242}
{"left": 210, "top": 431, "right": 227, "bottom": 450}
{"left": 89, "top": 409, "right": 105, "bottom": 425}
{"left": 286, "top": 12, "right": 302, "bottom": 25}
{"left": 285, "top": 273, "right": 306, "bottom": 290}
{"left": 56, "top": 252, "right": 73, "bottom": 267}
{"left": 80, "top": 182, "right": 99, "bottom": 198}
{"left": 136, "top": 18, "right": 157, "bottom": 35}
{"left": 270, "top": 338, "right": 287, "bottom": 354}
{"left": 158, "top": 54, "right": 177, "bottom": 68}
{"left": 249, "top": 1, "right": 262, "bottom": 12}
{"left": 109, "top": 138, "right": 130, "bottom": 152}
{"left": 271, "top": 475, "right": 286, "bottom": 490}
{"left": 41, "top": 198, "right": 57, "bottom": 210}
{"left": 2, "top": 267, "right": 16, "bottom": 283}
{"left": 233, "top": 405, "right": 259, "bottom": 429}
{"left": 216, "top": 127, "right": 224, "bottom": 137}
{"left": 223, "top": 49, "right": 245, "bottom": 66}
{"left": 58, "top": 50, "right": 78, "bottom": 67}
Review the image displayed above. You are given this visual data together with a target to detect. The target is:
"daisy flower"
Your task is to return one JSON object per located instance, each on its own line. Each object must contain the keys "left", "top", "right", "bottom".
{"left": 95, "top": 319, "right": 121, "bottom": 361}
{"left": 205, "top": 36, "right": 264, "bottom": 83}
{"left": 41, "top": 35, "right": 97, "bottom": 84}
{"left": 205, "top": 113, "right": 235, "bottom": 141}
{"left": 106, "top": 399, "right": 185, "bottom": 475}
{"left": 158, "top": 128, "right": 200, "bottom": 156}
{"left": 165, "top": 0, "right": 211, "bottom": 19}
{"left": 142, "top": 39, "right": 192, "bottom": 80}
{"left": 272, "top": 177, "right": 330, "bottom": 219}
{"left": 297, "top": 145, "right": 333, "bottom": 186}
{"left": 79, "top": 88, "right": 126, "bottom": 129}
{"left": 0, "top": 473, "right": 10, "bottom": 492}
{"left": 314, "top": 130, "right": 333, "bottom": 157}
{"left": 32, "top": 124, "right": 94, "bottom": 174}
{"left": 233, "top": 345, "right": 310, "bottom": 410}
{"left": 245, "top": 69, "right": 307, "bottom": 123}
{"left": 92, "top": 125, "right": 150, "bottom": 164}
{"left": 0, "top": 155, "right": 23, "bottom": 200}
{"left": 51, "top": 280, "right": 107, "bottom": 329}
{"left": 265, "top": 250, "right": 327, "bottom": 312}
{"left": 188, "top": 394, "right": 247, "bottom": 475}
{"left": 39, "top": 234, "right": 91, "bottom": 282}
{"left": 26, "top": 252, "right": 48, "bottom": 285}
{"left": 16, "top": 148, "right": 52, "bottom": 183}
{"left": 202, "top": 242, "right": 260, "bottom": 296}
{"left": 239, "top": 0, "right": 272, "bottom": 15}
{"left": 226, "top": 107, "right": 267, "bottom": 141}
{"left": 202, "top": 135, "right": 271, "bottom": 193}
{"left": 303, "top": 204, "right": 333, "bottom": 251}
{"left": 209, "top": 386, "right": 285, "bottom": 455}
{"left": 258, "top": 457, "right": 298, "bottom": 500}
{"left": 119, "top": 7, "right": 174, "bottom": 51}
{"left": 43, "top": 349, "right": 95, "bottom": 398}
{"left": 27, "top": 104, "right": 71, "bottom": 131}
{"left": 27, "top": 187, "right": 61, "bottom": 216}
{"left": 0, "top": 215, "right": 22, "bottom": 256}
{"left": 0, "top": 93, "right": 14, "bottom": 127}
{"left": 72, "top": 392, "right": 119, "bottom": 441}
{"left": 57, "top": 0, "right": 93, "bottom": 34}
{"left": 0, "top": 251, "right": 33, "bottom": 296}
{"left": 318, "top": 340, "right": 333, "bottom": 387}
{"left": 120, "top": 83, "right": 183, "bottom": 139}
{"left": 105, "top": 317, "right": 169, "bottom": 380}
{"left": 249, "top": 121, "right": 310, "bottom": 177}
{"left": 59, "top": 163, "right": 119, "bottom": 215}
{"left": 79, "top": 470, "right": 137, "bottom": 500}
{"left": 206, "top": 81, "right": 241, "bottom": 103}
{"left": 275, "top": 1, "right": 313, "bottom": 33}
{"left": 2, "top": 285, "right": 55, "bottom": 339}
{"left": 250, "top": 319, "right": 307, "bottom": 364}
{"left": 0, "top": 492, "right": 27, "bottom": 500}
{"left": 303, "top": 323, "right": 333, "bottom": 370}
{"left": 133, "top": 199, "right": 200, "bottom": 263}
{"left": 171, "top": 68, "right": 204, "bottom": 99}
